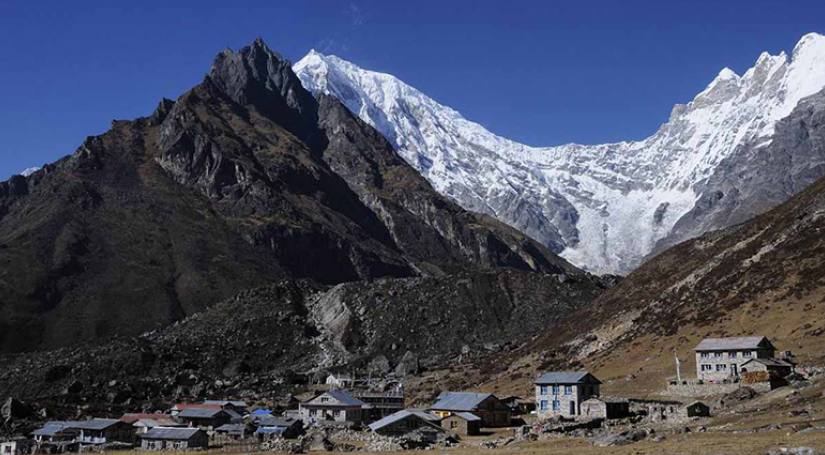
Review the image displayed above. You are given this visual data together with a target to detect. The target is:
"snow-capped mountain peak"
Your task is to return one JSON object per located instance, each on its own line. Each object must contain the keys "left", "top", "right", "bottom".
{"left": 294, "top": 33, "right": 825, "bottom": 274}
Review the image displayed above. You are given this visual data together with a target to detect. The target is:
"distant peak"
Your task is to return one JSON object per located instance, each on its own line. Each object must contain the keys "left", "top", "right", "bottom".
{"left": 716, "top": 67, "right": 739, "bottom": 81}
{"left": 793, "top": 32, "right": 825, "bottom": 57}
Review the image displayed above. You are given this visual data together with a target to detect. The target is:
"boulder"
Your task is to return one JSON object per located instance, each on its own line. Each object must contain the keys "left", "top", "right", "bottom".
{"left": 1, "top": 397, "right": 33, "bottom": 422}
{"left": 394, "top": 351, "right": 420, "bottom": 376}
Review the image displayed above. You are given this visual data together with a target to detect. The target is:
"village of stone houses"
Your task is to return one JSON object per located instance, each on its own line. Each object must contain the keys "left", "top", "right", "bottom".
{"left": 2, "top": 334, "right": 824, "bottom": 454}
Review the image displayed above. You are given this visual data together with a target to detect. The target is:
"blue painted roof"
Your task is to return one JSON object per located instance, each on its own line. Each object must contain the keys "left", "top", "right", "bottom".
{"left": 251, "top": 409, "right": 273, "bottom": 416}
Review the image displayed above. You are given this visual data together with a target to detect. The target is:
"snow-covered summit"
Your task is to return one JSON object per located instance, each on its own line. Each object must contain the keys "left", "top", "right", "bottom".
{"left": 294, "top": 33, "right": 825, "bottom": 274}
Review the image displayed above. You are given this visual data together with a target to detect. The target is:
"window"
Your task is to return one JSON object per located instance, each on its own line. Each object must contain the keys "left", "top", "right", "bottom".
{"left": 716, "top": 364, "right": 727, "bottom": 371}
{"left": 564, "top": 385, "right": 573, "bottom": 396}
{"left": 701, "top": 364, "right": 712, "bottom": 371}
{"left": 700, "top": 352, "right": 710, "bottom": 358}
{"left": 320, "top": 397, "right": 330, "bottom": 403}
{"left": 551, "top": 385, "right": 559, "bottom": 395}
{"left": 743, "top": 351, "right": 754, "bottom": 358}
{"left": 552, "top": 400, "right": 560, "bottom": 411}
{"left": 540, "top": 400, "right": 548, "bottom": 411}
{"left": 728, "top": 352, "right": 737, "bottom": 359}
{"left": 714, "top": 352, "right": 723, "bottom": 358}
{"left": 540, "top": 385, "right": 548, "bottom": 395}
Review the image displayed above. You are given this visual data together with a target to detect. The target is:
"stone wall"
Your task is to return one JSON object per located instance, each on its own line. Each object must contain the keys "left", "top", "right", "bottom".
{"left": 664, "top": 382, "right": 741, "bottom": 398}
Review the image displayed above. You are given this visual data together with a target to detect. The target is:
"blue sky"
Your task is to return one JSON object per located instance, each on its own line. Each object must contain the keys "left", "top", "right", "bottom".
{"left": 0, "top": 0, "right": 823, "bottom": 179}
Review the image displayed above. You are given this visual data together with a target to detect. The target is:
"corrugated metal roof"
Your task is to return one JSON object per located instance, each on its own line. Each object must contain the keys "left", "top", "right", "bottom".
{"left": 694, "top": 336, "right": 770, "bottom": 351}
{"left": 452, "top": 412, "right": 481, "bottom": 422}
{"left": 741, "top": 358, "right": 793, "bottom": 367}
{"left": 534, "top": 371, "right": 600, "bottom": 385}
{"left": 178, "top": 408, "right": 225, "bottom": 418}
{"left": 306, "top": 390, "right": 364, "bottom": 407}
{"left": 133, "top": 418, "right": 182, "bottom": 428}
{"left": 32, "top": 422, "right": 73, "bottom": 436}
{"left": 582, "top": 396, "right": 628, "bottom": 404}
{"left": 71, "top": 419, "right": 122, "bottom": 431}
{"left": 253, "top": 415, "right": 297, "bottom": 427}
{"left": 255, "top": 427, "right": 285, "bottom": 434}
{"left": 203, "top": 400, "right": 247, "bottom": 407}
{"left": 121, "top": 413, "right": 170, "bottom": 424}
{"left": 368, "top": 410, "right": 440, "bottom": 432}
{"left": 214, "top": 424, "right": 246, "bottom": 433}
{"left": 430, "top": 392, "right": 494, "bottom": 411}
{"left": 142, "top": 427, "right": 203, "bottom": 440}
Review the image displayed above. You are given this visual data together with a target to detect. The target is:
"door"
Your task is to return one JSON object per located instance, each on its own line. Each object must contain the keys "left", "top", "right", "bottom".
{"left": 730, "top": 364, "right": 738, "bottom": 377}
{"left": 569, "top": 400, "right": 576, "bottom": 416}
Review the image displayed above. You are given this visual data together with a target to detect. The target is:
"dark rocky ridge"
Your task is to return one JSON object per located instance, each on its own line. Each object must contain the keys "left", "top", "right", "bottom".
{"left": 0, "top": 39, "right": 583, "bottom": 353}
{"left": 0, "top": 269, "right": 610, "bottom": 417}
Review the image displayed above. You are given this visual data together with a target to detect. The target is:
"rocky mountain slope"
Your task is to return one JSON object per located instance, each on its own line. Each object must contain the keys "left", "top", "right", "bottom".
{"left": 294, "top": 32, "right": 825, "bottom": 274}
{"left": 0, "top": 39, "right": 585, "bottom": 354}
{"left": 466, "top": 142, "right": 825, "bottom": 399}
{"left": 0, "top": 269, "right": 609, "bottom": 413}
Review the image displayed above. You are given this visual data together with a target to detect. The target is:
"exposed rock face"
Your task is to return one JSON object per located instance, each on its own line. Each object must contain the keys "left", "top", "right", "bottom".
{"left": 658, "top": 88, "right": 825, "bottom": 254}
{"left": 0, "top": 269, "right": 610, "bottom": 409}
{"left": 0, "top": 39, "right": 578, "bottom": 353}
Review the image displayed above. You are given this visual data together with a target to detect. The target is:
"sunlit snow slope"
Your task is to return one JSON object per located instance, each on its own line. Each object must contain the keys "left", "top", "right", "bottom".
{"left": 294, "top": 33, "right": 825, "bottom": 274}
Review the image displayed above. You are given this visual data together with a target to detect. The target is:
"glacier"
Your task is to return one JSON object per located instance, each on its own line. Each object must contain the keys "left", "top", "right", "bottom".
{"left": 293, "top": 33, "right": 825, "bottom": 274}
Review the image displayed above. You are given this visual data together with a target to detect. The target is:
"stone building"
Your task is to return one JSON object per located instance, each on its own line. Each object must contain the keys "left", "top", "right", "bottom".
{"left": 367, "top": 410, "right": 443, "bottom": 436}
{"left": 580, "top": 397, "right": 630, "bottom": 420}
{"left": 140, "top": 427, "right": 208, "bottom": 450}
{"left": 694, "top": 336, "right": 775, "bottom": 381}
{"left": 681, "top": 401, "right": 711, "bottom": 418}
{"left": 352, "top": 390, "right": 405, "bottom": 422}
{"left": 740, "top": 358, "right": 794, "bottom": 377}
{"left": 429, "top": 392, "right": 510, "bottom": 427}
{"left": 299, "top": 390, "right": 365, "bottom": 426}
{"left": 534, "top": 371, "right": 601, "bottom": 418}
{"left": 177, "top": 408, "right": 233, "bottom": 430}
{"left": 71, "top": 419, "right": 134, "bottom": 446}
{"left": 440, "top": 412, "right": 481, "bottom": 436}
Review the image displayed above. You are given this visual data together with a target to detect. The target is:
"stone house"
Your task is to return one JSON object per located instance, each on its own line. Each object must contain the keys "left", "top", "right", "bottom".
{"left": 681, "top": 401, "right": 711, "bottom": 418}
{"left": 71, "top": 419, "right": 134, "bottom": 445}
{"left": 140, "top": 427, "right": 209, "bottom": 450}
{"left": 1, "top": 438, "right": 33, "bottom": 455}
{"left": 121, "top": 414, "right": 184, "bottom": 435}
{"left": 131, "top": 418, "right": 185, "bottom": 434}
{"left": 325, "top": 373, "right": 355, "bottom": 388}
{"left": 202, "top": 400, "right": 248, "bottom": 415}
{"left": 299, "top": 390, "right": 365, "bottom": 426}
{"left": 694, "top": 336, "right": 776, "bottom": 381}
{"left": 352, "top": 390, "right": 405, "bottom": 422}
{"left": 367, "top": 410, "right": 443, "bottom": 436}
{"left": 177, "top": 408, "right": 233, "bottom": 430}
{"left": 254, "top": 416, "right": 303, "bottom": 440}
{"left": 741, "top": 358, "right": 794, "bottom": 378}
{"left": 32, "top": 422, "right": 79, "bottom": 444}
{"left": 440, "top": 412, "right": 481, "bottom": 436}
{"left": 429, "top": 392, "right": 510, "bottom": 427}
{"left": 580, "top": 397, "right": 630, "bottom": 420}
{"left": 213, "top": 423, "right": 249, "bottom": 442}
{"left": 534, "top": 371, "right": 601, "bottom": 418}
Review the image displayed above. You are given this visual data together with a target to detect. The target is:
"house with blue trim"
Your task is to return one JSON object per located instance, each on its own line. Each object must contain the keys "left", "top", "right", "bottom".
{"left": 534, "top": 371, "right": 601, "bottom": 418}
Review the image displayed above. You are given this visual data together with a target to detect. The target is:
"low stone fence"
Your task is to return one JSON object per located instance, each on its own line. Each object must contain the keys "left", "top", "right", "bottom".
{"left": 665, "top": 381, "right": 741, "bottom": 397}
